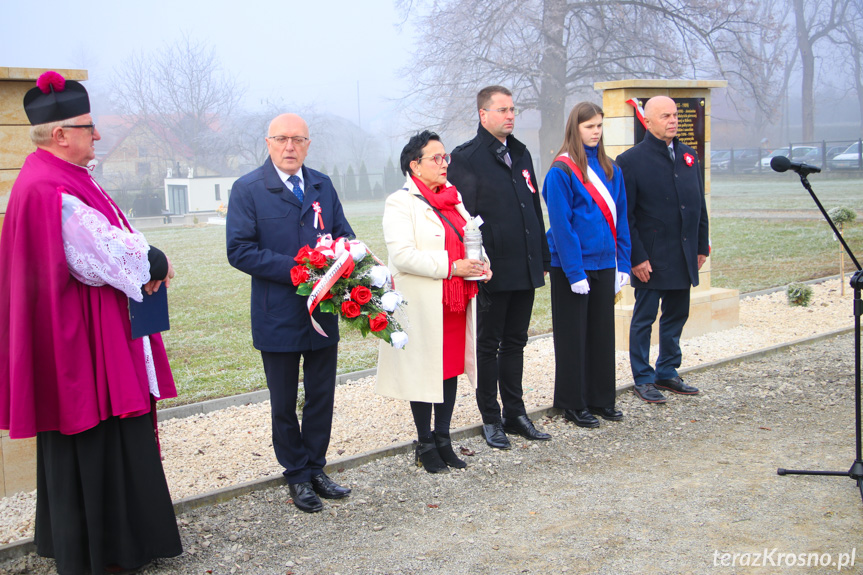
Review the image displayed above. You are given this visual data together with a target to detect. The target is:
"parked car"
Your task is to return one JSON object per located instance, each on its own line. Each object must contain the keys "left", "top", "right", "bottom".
{"left": 828, "top": 142, "right": 862, "bottom": 170}
{"left": 712, "top": 148, "right": 760, "bottom": 172}
{"left": 757, "top": 146, "right": 818, "bottom": 170}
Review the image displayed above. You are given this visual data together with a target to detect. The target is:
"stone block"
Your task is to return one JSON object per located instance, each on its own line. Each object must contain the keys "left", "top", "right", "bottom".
{"left": 614, "top": 287, "right": 739, "bottom": 351}
{"left": 0, "top": 67, "right": 88, "bottom": 82}
{"left": 1, "top": 434, "right": 37, "bottom": 495}
{"left": 603, "top": 116, "right": 634, "bottom": 148}
{"left": 601, "top": 90, "right": 632, "bottom": 118}
{"left": 0, "top": 82, "right": 33, "bottom": 125}
{"left": 0, "top": 126, "right": 35, "bottom": 171}
{"left": 0, "top": 430, "right": 5, "bottom": 498}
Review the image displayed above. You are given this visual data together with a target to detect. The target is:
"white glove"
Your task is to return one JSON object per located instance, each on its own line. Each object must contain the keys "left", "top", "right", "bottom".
{"left": 571, "top": 279, "right": 590, "bottom": 294}
{"left": 618, "top": 272, "right": 630, "bottom": 287}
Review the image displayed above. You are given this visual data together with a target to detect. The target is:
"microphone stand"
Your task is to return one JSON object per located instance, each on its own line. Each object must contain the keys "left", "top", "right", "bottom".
{"left": 776, "top": 171, "right": 863, "bottom": 503}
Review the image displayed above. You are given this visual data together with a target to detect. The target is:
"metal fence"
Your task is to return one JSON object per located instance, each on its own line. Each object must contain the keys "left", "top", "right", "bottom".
{"left": 712, "top": 139, "right": 863, "bottom": 174}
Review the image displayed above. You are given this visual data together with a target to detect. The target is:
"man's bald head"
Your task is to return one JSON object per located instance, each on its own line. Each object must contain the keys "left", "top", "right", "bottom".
{"left": 266, "top": 113, "right": 311, "bottom": 175}
{"left": 643, "top": 96, "right": 678, "bottom": 144}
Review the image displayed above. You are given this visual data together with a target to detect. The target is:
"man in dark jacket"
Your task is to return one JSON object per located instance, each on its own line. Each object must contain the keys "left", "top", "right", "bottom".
{"left": 448, "top": 86, "right": 552, "bottom": 448}
{"left": 616, "top": 96, "right": 710, "bottom": 404}
{"left": 227, "top": 113, "right": 354, "bottom": 512}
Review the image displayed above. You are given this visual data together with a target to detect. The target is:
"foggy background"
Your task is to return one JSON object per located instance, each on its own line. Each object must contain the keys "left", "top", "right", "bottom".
{"left": 2, "top": 0, "right": 861, "bottom": 209}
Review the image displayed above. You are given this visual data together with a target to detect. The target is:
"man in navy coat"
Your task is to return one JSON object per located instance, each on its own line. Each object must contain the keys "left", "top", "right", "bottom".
{"left": 616, "top": 96, "right": 709, "bottom": 404}
{"left": 227, "top": 113, "right": 354, "bottom": 512}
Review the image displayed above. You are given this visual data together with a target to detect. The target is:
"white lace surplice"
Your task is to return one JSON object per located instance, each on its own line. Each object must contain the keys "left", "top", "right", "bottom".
{"left": 61, "top": 193, "right": 161, "bottom": 397}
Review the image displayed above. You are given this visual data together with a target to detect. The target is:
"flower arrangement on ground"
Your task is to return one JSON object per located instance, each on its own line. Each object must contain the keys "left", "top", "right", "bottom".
{"left": 291, "top": 234, "right": 408, "bottom": 348}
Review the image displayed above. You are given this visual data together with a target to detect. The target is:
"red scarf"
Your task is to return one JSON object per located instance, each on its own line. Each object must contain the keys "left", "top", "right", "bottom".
{"left": 412, "top": 176, "right": 478, "bottom": 312}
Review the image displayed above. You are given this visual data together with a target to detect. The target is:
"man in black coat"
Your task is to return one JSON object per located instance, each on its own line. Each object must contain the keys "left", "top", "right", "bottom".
{"left": 448, "top": 85, "right": 552, "bottom": 448}
{"left": 616, "top": 96, "right": 710, "bottom": 404}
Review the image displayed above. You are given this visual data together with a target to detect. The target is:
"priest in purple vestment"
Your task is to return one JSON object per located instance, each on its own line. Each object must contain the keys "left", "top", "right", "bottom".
{"left": 0, "top": 71, "right": 182, "bottom": 575}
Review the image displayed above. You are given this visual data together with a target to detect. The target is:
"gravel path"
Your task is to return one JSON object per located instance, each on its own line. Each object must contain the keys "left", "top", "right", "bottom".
{"left": 1, "top": 278, "right": 861, "bottom": 571}
{"left": 3, "top": 323, "right": 860, "bottom": 574}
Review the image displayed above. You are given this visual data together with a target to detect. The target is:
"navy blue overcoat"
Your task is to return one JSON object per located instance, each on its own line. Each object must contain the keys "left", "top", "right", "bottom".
{"left": 616, "top": 131, "right": 709, "bottom": 291}
{"left": 226, "top": 159, "right": 354, "bottom": 352}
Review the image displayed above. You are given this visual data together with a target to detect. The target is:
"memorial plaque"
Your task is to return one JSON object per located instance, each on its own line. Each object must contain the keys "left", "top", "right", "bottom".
{"left": 634, "top": 97, "right": 706, "bottom": 181}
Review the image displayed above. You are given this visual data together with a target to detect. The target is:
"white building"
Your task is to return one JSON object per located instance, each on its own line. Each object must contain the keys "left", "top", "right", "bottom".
{"left": 164, "top": 172, "right": 238, "bottom": 215}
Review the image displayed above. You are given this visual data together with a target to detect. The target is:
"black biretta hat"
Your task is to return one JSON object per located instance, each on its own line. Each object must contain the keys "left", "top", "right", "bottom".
{"left": 23, "top": 71, "right": 90, "bottom": 125}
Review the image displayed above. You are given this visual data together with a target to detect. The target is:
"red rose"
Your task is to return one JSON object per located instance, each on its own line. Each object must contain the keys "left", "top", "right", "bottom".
{"left": 308, "top": 250, "right": 328, "bottom": 269}
{"left": 369, "top": 312, "right": 389, "bottom": 332}
{"left": 294, "top": 245, "right": 313, "bottom": 264}
{"left": 340, "top": 257, "right": 355, "bottom": 278}
{"left": 350, "top": 286, "right": 372, "bottom": 305}
{"left": 290, "top": 265, "right": 310, "bottom": 286}
{"left": 341, "top": 301, "right": 361, "bottom": 318}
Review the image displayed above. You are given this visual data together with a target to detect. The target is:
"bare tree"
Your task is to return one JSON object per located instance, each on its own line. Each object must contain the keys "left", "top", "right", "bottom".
{"left": 831, "top": 2, "right": 863, "bottom": 133}
{"left": 790, "top": 0, "right": 851, "bottom": 141}
{"left": 397, "top": 0, "right": 774, "bottom": 173}
{"left": 112, "top": 34, "right": 245, "bottom": 174}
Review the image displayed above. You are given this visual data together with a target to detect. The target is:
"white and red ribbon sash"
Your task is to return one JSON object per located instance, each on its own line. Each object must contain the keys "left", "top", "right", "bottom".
{"left": 312, "top": 201, "right": 324, "bottom": 229}
{"left": 626, "top": 98, "right": 647, "bottom": 130}
{"left": 306, "top": 234, "right": 391, "bottom": 336}
{"left": 307, "top": 249, "right": 352, "bottom": 337}
{"left": 522, "top": 169, "right": 537, "bottom": 193}
{"left": 554, "top": 154, "right": 617, "bottom": 244}
{"left": 554, "top": 154, "right": 623, "bottom": 293}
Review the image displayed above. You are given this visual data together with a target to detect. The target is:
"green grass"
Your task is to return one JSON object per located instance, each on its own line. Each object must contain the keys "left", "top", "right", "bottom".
{"left": 148, "top": 178, "right": 863, "bottom": 406}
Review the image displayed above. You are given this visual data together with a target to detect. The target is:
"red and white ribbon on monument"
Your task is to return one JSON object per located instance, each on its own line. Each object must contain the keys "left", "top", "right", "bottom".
{"left": 626, "top": 98, "right": 647, "bottom": 130}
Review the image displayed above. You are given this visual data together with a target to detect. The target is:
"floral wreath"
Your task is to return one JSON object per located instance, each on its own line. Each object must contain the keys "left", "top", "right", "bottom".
{"left": 291, "top": 235, "right": 408, "bottom": 348}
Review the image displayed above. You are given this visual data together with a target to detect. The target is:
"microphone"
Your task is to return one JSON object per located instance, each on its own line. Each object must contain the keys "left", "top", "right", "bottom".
{"left": 770, "top": 155, "right": 821, "bottom": 175}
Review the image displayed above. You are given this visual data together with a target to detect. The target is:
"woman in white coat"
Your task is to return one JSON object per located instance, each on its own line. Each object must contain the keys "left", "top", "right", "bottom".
{"left": 376, "top": 131, "right": 492, "bottom": 473}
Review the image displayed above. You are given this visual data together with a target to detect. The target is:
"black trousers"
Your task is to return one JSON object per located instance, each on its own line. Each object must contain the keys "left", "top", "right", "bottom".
{"left": 475, "top": 288, "right": 535, "bottom": 423}
{"left": 550, "top": 267, "right": 617, "bottom": 411}
{"left": 35, "top": 414, "right": 182, "bottom": 575}
{"left": 261, "top": 345, "right": 338, "bottom": 484}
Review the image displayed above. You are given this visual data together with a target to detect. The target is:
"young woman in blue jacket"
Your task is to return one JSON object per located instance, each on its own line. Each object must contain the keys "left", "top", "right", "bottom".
{"left": 542, "top": 102, "right": 632, "bottom": 429}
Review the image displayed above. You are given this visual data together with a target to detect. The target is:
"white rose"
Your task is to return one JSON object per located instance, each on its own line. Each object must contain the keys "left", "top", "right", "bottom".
{"left": 369, "top": 265, "right": 390, "bottom": 288}
{"left": 380, "top": 290, "right": 403, "bottom": 312}
{"left": 390, "top": 331, "right": 408, "bottom": 349}
{"left": 349, "top": 241, "right": 367, "bottom": 262}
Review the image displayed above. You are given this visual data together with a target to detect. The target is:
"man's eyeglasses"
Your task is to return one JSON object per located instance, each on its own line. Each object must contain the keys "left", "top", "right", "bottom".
{"left": 417, "top": 153, "right": 451, "bottom": 165}
{"left": 481, "top": 107, "right": 519, "bottom": 116}
{"left": 268, "top": 135, "right": 310, "bottom": 146}
{"left": 62, "top": 123, "right": 96, "bottom": 132}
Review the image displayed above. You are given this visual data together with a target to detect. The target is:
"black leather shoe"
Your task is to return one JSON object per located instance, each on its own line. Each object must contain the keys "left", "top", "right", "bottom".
{"left": 310, "top": 472, "right": 351, "bottom": 499}
{"left": 633, "top": 383, "right": 667, "bottom": 403}
{"left": 481, "top": 422, "right": 512, "bottom": 450}
{"left": 588, "top": 406, "right": 624, "bottom": 421}
{"left": 288, "top": 481, "right": 322, "bottom": 513}
{"left": 655, "top": 376, "right": 700, "bottom": 395}
{"left": 563, "top": 408, "right": 600, "bottom": 428}
{"left": 433, "top": 432, "right": 467, "bottom": 468}
{"left": 502, "top": 414, "right": 551, "bottom": 440}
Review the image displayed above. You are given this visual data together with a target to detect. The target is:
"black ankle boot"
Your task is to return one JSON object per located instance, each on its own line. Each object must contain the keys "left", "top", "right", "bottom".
{"left": 414, "top": 439, "right": 449, "bottom": 473}
{"left": 433, "top": 432, "right": 467, "bottom": 468}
